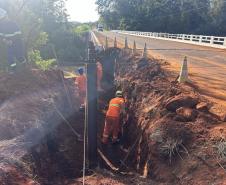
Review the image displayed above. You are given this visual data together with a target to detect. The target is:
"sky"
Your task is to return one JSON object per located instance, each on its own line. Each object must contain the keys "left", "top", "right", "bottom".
{"left": 66, "top": 0, "right": 99, "bottom": 23}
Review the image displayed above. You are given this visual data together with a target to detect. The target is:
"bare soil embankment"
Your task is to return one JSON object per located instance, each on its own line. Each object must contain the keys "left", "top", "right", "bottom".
{"left": 115, "top": 51, "right": 226, "bottom": 184}
{"left": 0, "top": 69, "right": 85, "bottom": 185}
{"left": 1, "top": 48, "right": 226, "bottom": 185}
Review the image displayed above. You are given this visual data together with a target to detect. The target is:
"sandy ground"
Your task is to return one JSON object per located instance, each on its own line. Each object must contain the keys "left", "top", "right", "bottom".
{"left": 95, "top": 31, "right": 226, "bottom": 115}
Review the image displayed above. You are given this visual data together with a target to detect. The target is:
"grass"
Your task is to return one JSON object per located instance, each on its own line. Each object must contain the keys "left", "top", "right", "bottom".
{"left": 216, "top": 139, "right": 226, "bottom": 160}
{"left": 160, "top": 138, "right": 189, "bottom": 164}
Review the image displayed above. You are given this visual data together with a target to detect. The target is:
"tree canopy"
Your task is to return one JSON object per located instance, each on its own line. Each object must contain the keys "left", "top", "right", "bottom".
{"left": 96, "top": 0, "right": 226, "bottom": 35}
{"left": 0, "top": 0, "right": 90, "bottom": 71}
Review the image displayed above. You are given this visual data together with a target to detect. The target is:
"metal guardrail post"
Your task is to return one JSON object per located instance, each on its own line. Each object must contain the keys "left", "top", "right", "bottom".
{"left": 87, "top": 41, "right": 98, "bottom": 169}
{"left": 199, "top": 36, "right": 202, "bottom": 43}
{"left": 182, "top": 34, "right": 185, "bottom": 40}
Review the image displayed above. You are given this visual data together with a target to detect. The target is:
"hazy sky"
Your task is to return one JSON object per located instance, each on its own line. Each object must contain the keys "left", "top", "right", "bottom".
{"left": 66, "top": 0, "right": 99, "bottom": 22}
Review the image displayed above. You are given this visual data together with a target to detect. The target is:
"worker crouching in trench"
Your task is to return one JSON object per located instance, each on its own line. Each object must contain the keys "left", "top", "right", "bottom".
{"left": 102, "top": 90, "right": 128, "bottom": 145}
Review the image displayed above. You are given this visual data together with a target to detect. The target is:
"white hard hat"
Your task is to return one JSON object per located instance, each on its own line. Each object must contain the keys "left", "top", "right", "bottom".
{"left": 116, "top": 90, "right": 123, "bottom": 97}
{"left": 0, "top": 8, "right": 7, "bottom": 20}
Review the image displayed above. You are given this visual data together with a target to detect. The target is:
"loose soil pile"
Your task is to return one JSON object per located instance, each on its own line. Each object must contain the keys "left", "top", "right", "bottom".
{"left": 0, "top": 69, "right": 84, "bottom": 184}
{"left": 0, "top": 66, "right": 153, "bottom": 185}
{"left": 115, "top": 52, "right": 226, "bottom": 184}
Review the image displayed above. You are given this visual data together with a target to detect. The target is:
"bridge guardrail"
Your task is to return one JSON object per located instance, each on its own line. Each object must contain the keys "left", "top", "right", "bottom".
{"left": 112, "top": 30, "right": 226, "bottom": 49}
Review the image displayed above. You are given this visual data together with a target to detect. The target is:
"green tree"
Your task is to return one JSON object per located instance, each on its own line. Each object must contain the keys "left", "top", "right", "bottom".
{"left": 0, "top": 0, "right": 89, "bottom": 71}
{"left": 96, "top": 0, "right": 226, "bottom": 35}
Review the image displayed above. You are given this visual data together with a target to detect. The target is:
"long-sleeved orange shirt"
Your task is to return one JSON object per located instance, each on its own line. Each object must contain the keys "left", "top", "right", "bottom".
{"left": 76, "top": 75, "right": 86, "bottom": 92}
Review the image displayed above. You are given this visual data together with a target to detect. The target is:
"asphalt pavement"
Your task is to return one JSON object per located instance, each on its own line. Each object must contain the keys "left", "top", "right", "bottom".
{"left": 97, "top": 31, "right": 226, "bottom": 109}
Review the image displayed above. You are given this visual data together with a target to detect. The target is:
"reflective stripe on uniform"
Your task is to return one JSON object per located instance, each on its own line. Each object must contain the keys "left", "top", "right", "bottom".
{"left": 103, "top": 134, "right": 109, "bottom": 138}
{"left": 109, "top": 103, "right": 120, "bottom": 107}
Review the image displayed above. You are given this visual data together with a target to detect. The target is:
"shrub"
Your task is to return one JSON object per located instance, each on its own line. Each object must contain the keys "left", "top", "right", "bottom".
{"left": 216, "top": 140, "right": 226, "bottom": 160}
{"left": 159, "top": 138, "right": 189, "bottom": 164}
{"left": 74, "top": 24, "right": 91, "bottom": 34}
{"left": 28, "top": 50, "right": 56, "bottom": 70}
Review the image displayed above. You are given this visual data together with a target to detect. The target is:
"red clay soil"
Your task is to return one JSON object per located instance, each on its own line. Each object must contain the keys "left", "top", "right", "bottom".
{"left": 0, "top": 68, "right": 85, "bottom": 185}
{"left": 73, "top": 169, "right": 154, "bottom": 185}
{"left": 0, "top": 67, "right": 154, "bottom": 185}
{"left": 114, "top": 51, "right": 226, "bottom": 185}
{"left": 1, "top": 51, "right": 226, "bottom": 185}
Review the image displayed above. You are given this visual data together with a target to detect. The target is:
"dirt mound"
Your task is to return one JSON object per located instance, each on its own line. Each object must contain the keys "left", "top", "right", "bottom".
{"left": 0, "top": 69, "right": 77, "bottom": 140}
{"left": 0, "top": 69, "right": 84, "bottom": 184}
{"left": 116, "top": 54, "right": 226, "bottom": 184}
{"left": 0, "top": 69, "right": 63, "bottom": 102}
{"left": 165, "top": 96, "right": 199, "bottom": 112}
{"left": 74, "top": 169, "right": 155, "bottom": 185}
{"left": 1, "top": 49, "right": 226, "bottom": 184}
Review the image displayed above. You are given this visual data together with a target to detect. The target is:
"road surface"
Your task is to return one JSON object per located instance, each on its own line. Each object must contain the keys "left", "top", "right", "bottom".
{"left": 95, "top": 31, "right": 226, "bottom": 110}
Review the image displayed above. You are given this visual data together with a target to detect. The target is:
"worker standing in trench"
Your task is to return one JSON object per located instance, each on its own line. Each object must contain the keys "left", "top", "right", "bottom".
{"left": 75, "top": 59, "right": 103, "bottom": 110}
{"left": 96, "top": 58, "right": 103, "bottom": 91}
{"left": 75, "top": 67, "right": 87, "bottom": 110}
{"left": 0, "top": 8, "right": 25, "bottom": 72}
{"left": 102, "top": 90, "right": 127, "bottom": 145}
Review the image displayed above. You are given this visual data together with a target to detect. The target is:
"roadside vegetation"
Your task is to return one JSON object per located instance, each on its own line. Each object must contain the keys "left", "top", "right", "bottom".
{"left": 74, "top": 24, "right": 91, "bottom": 34}
{"left": 0, "top": 0, "right": 91, "bottom": 71}
{"left": 96, "top": 0, "right": 226, "bottom": 35}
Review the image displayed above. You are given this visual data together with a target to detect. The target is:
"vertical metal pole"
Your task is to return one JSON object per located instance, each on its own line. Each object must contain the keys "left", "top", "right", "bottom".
{"left": 86, "top": 41, "right": 98, "bottom": 168}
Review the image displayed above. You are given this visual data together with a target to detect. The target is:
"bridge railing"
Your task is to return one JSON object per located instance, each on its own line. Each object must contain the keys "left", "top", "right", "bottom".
{"left": 112, "top": 30, "right": 226, "bottom": 49}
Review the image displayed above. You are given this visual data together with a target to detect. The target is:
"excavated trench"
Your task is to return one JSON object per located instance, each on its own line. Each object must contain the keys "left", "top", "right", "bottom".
{"left": 112, "top": 49, "right": 226, "bottom": 184}
{"left": 1, "top": 48, "right": 226, "bottom": 185}
{"left": 0, "top": 69, "right": 85, "bottom": 184}
{"left": 99, "top": 48, "right": 226, "bottom": 184}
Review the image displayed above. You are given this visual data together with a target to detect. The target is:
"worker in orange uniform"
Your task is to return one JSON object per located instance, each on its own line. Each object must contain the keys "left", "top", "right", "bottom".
{"left": 75, "top": 67, "right": 86, "bottom": 110}
{"left": 102, "top": 90, "right": 126, "bottom": 145}
{"left": 96, "top": 59, "right": 103, "bottom": 91}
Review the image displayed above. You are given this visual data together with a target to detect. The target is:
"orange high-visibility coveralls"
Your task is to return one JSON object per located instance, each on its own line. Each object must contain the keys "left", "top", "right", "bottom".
{"left": 102, "top": 97, "right": 125, "bottom": 144}
{"left": 76, "top": 75, "right": 87, "bottom": 106}
{"left": 97, "top": 62, "right": 103, "bottom": 90}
